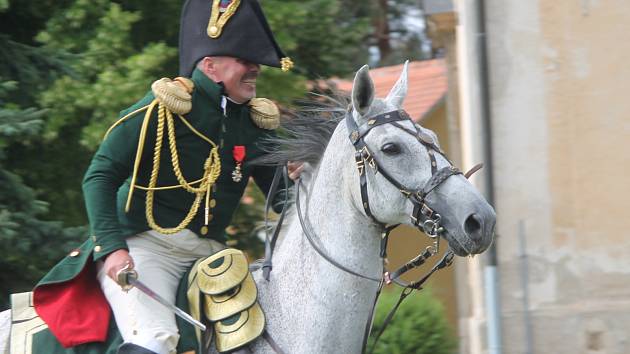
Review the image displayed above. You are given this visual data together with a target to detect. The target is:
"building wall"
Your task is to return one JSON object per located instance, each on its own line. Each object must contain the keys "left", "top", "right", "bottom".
{"left": 455, "top": 0, "right": 630, "bottom": 353}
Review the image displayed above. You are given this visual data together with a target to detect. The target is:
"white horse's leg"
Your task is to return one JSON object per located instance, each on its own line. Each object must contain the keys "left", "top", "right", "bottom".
{"left": 0, "top": 310, "right": 10, "bottom": 354}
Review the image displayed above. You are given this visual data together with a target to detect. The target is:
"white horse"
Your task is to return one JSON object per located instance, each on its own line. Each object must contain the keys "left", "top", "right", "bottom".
{"left": 0, "top": 63, "right": 495, "bottom": 354}
{"left": 243, "top": 63, "right": 495, "bottom": 353}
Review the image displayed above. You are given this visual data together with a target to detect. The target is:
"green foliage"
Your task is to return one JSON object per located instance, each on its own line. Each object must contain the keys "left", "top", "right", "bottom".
{"left": 264, "top": 0, "right": 371, "bottom": 79}
{"left": 0, "top": 81, "right": 44, "bottom": 154}
{"left": 369, "top": 289, "right": 457, "bottom": 354}
{"left": 38, "top": 0, "right": 177, "bottom": 147}
{"left": 5, "top": 1, "right": 177, "bottom": 227}
{"left": 0, "top": 35, "right": 71, "bottom": 105}
{"left": 257, "top": 66, "right": 308, "bottom": 106}
{"left": 0, "top": 80, "right": 85, "bottom": 308}
{"left": 0, "top": 169, "right": 87, "bottom": 308}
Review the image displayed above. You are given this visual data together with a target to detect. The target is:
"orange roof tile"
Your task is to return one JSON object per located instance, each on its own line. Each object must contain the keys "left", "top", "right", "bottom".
{"left": 330, "top": 59, "right": 447, "bottom": 121}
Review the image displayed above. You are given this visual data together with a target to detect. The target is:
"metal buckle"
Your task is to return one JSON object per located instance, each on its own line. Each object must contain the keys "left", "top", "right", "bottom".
{"left": 356, "top": 159, "right": 365, "bottom": 176}
{"left": 355, "top": 150, "right": 365, "bottom": 176}
{"left": 368, "top": 157, "right": 377, "bottom": 171}
{"left": 422, "top": 220, "right": 438, "bottom": 237}
{"left": 420, "top": 204, "right": 434, "bottom": 218}
{"left": 359, "top": 147, "right": 377, "bottom": 172}
{"left": 422, "top": 214, "right": 442, "bottom": 238}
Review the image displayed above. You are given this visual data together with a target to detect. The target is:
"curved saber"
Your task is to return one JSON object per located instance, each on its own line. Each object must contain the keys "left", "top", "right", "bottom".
{"left": 116, "top": 267, "right": 206, "bottom": 331}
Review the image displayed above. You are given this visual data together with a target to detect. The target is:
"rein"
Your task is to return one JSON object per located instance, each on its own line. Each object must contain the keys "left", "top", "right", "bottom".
{"left": 257, "top": 108, "right": 482, "bottom": 354}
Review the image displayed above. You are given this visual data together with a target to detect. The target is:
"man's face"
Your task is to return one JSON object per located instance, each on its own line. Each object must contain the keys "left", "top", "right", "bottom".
{"left": 202, "top": 57, "right": 260, "bottom": 103}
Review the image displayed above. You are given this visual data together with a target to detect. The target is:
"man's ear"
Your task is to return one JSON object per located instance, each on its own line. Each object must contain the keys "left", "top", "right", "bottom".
{"left": 199, "top": 57, "right": 219, "bottom": 80}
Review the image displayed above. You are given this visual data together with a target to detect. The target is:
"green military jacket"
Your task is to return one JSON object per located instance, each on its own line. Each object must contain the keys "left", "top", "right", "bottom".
{"left": 30, "top": 69, "right": 285, "bottom": 352}
{"left": 36, "top": 68, "right": 282, "bottom": 287}
{"left": 89, "top": 68, "right": 280, "bottom": 259}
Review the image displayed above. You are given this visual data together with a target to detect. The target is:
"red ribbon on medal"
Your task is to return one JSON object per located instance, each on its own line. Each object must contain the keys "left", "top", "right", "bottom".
{"left": 232, "top": 145, "right": 246, "bottom": 182}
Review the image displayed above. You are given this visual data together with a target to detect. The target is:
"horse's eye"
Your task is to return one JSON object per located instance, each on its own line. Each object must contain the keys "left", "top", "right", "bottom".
{"left": 381, "top": 142, "right": 401, "bottom": 155}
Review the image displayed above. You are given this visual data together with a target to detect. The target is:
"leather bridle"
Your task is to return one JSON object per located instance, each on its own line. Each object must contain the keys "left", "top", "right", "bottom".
{"left": 346, "top": 108, "right": 463, "bottom": 241}
{"left": 258, "top": 108, "right": 482, "bottom": 354}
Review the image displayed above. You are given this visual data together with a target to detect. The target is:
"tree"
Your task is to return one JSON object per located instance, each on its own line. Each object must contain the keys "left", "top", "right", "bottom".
{"left": 0, "top": 1, "right": 88, "bottom": 308}
{"left": 0, "top": 80, "right": 86, "bottom": 309}
{"left": 356, "top": 0, "right": 430, "bottom": 67}
{"left": 6, "top": 0, "right": 179, "bottom": 226}
{"left": 369, "top": 289, "right": 457, "bottom": 354}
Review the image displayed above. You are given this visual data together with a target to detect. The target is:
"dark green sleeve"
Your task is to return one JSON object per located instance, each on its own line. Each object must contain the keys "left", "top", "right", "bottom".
{"left": 82, "top": 115, "right": 144, "bottom": 261}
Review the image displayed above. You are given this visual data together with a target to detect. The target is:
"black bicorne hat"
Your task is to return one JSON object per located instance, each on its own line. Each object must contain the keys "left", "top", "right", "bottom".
{"left": 178, "top": 0, "right": 293, "bottom": 77}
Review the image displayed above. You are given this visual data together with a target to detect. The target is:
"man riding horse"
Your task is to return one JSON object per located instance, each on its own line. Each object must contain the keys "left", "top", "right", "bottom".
{"left": 29, "top": 0, "right": 294, "bottom": 353}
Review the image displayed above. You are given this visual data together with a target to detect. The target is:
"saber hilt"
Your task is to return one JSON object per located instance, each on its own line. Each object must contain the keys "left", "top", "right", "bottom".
{"left": 116, "top": 264, "right": 138, "bottom": 292}
{"left": 114, "top": 264, "right": 207, "bottom": 331}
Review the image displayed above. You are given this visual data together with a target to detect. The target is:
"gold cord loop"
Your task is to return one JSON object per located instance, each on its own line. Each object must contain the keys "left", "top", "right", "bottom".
{"left": 123, "top": 99, "right": 221, "bottom": 235}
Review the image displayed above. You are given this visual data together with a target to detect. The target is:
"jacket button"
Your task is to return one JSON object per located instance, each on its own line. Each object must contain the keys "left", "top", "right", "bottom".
{"left": 200, "top": 226, "right": 208, "bottom": 235}
{"left": 69, "top": 250, "right": 80, "bottom": 257}
{"left": 94, "top": 245, "right": 102, "bottom": 252}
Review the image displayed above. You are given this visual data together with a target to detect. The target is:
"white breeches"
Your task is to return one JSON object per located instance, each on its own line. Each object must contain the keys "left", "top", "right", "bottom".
{"left": 97, "top": 229, "right": 224, "bottom": 354}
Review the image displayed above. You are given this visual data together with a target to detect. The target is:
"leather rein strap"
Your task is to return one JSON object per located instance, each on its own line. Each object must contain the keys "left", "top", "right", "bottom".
{"left": 261, "top": 165, "right": 290, "bottom": 280}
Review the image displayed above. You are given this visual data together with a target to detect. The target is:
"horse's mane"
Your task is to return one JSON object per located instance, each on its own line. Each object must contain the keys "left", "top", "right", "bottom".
{"left": 252, "top": 94, "right": 349, "bottom": 168}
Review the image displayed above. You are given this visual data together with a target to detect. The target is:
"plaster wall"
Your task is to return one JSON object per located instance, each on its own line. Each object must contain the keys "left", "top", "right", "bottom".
{"left": 479, "top": 0, "right": 630, "bottom": 353}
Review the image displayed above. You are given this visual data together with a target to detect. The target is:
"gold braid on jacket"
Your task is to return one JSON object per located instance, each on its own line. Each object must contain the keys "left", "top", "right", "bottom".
{"left": 104, "top": 78, "right": 221, "bottom": 235}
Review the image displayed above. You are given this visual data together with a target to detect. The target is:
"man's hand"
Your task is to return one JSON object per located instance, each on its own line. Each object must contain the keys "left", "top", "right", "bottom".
{"left": 103, "top": 249, "right": 134, "bottom": 282}
{"left": 288, "top": 161, "right": 304, "bottom": 181}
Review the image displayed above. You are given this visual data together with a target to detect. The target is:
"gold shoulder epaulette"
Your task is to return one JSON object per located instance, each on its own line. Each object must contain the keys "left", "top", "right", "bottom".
{"left": 151, "top": 77, "right": 195, "bottom": 115}
{"left": 248, "top": 97, "right": 280, "bottom": 130}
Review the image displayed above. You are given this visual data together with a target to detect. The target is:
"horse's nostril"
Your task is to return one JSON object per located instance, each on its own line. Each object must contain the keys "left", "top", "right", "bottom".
{"left": 464, "top": 214, "right": 482, "bottom": 237}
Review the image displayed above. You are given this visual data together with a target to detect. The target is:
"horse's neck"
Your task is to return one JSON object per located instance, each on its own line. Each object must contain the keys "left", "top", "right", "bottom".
{"left": 257, "top": 132, "right": 383, "bottom": 353}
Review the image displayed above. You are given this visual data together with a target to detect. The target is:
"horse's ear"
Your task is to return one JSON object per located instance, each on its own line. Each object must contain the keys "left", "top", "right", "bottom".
{"left": 351, "top": 65, "right": 374, "bottom": 117}
{"left": 385, "top": 60, "right": 409, "bottom": 109}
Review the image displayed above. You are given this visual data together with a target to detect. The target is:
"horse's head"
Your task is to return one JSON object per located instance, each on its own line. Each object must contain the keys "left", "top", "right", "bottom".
{"left": 347, "top": 63, "right": 495, "bottom": 256}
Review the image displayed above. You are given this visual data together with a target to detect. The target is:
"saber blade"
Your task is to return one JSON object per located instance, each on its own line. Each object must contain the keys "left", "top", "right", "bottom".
{"left": 118, "top": 269, "right": 206, "bottom": 331}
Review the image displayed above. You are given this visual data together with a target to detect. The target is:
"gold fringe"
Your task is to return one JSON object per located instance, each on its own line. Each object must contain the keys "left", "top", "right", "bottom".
{"left": 151, "top": 77, "right": 193, "bottom": 115}
{"left": 248, "top": 98, "right": 280, "bottom": 130}
{"left": 144, "top": 103, "right": 221, "bottom": 234}
{"left": 125, "top": 99, "right": 160, "bottom": 212}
